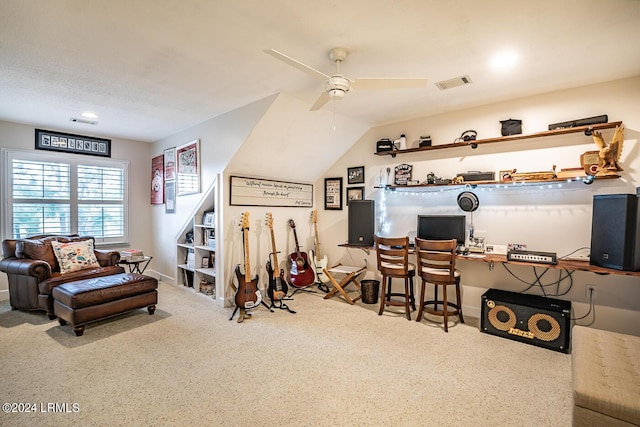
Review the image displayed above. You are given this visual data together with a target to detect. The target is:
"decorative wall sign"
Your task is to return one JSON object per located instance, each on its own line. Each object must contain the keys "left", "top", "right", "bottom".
{"left": 394, "top": 163, "right": 413, "bottom": 185}
{"left": 151, "top": 154, "right": 164, "bottom": 205}
{"left": 230, "top": 176, "right": 313, "bottom": 207}
{"left": 35, "top": 129, "right": 111, "bottom": 157}
{"left": 324, "top": 177, "right": 343, "bottom": 210}
{"left": 176, "top": 139, "right": 200, "bottom": 196}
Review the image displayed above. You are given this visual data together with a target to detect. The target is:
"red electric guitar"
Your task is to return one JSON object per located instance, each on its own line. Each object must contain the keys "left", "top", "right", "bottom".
{"left": 234, "top": 212, "right": 262, "bottom": 321}
{"left": 287, "top": 219, "right": 315, "bottom": 288}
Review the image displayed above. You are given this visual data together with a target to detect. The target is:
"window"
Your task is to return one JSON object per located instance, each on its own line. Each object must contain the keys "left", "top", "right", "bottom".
{"left": 2, "top": 149, "right": 129, "bottom": 245}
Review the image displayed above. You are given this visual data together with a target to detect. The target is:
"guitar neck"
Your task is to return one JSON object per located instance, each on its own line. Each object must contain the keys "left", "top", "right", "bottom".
{"left": 269, "top": 228, "right": 279, "bottom": 274}
{"left": 313, "top": 221, "right": 321, "bottom": 259}
{"left": 243, "top": 228, "right": 251, "bottom": 276}
{"left": 293, "top": 229, "right": 302, "bottom": 255}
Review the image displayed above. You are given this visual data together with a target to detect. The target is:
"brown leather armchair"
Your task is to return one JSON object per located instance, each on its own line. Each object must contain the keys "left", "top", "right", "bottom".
{"left": 0, "top": 234, "right": 124, "bottom": 319}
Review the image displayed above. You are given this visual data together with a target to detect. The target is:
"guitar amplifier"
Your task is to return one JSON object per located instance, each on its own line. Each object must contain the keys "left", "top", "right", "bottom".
{"left": 481, "top": 289, "right": 571, "bottom": 353}
{"left": 507, "top": 250, "right": 557, "bottom": 265}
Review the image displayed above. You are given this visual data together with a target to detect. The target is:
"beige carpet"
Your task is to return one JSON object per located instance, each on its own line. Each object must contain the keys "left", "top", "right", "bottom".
{"left": 0, "top": 282, "right": 572, "bottom": 427}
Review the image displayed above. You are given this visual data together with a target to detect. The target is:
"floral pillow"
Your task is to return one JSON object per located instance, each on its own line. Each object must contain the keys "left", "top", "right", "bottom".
{"left": 51, "top": 240, "right": 100, "bottom": 274}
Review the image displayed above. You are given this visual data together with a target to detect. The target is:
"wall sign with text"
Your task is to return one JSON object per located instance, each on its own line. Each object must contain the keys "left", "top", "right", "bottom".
{"left": 35, "top": 129, "right": 111, "bottom": 157}
{"left": 230, "top": 176, "right": 313, "bottom": 207}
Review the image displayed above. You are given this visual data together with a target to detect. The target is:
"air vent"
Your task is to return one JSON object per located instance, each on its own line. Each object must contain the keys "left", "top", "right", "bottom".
{"left": 70, "top": 117, "right": 98, "bottom": 125}
{"left": 435, "top": 75, "right": 473, "bottom": 90}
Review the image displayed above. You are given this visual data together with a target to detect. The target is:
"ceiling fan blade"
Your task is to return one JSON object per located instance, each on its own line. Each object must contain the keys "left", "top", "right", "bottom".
{"left": 264, "top": 49, "right": 329, "bottom": 81}
{"left": 310, "top": 92, "right": 330, "bottom": 111}
{"left": 351, "top": 78, "right": 429, "bottom": 90}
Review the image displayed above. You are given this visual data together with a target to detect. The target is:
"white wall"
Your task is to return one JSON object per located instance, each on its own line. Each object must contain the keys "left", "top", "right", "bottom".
{"left": 0, "top": 120, "right": 153, "bottom": 298}
{"left": 315, "top": 76, "right": 640, "bottom": 336}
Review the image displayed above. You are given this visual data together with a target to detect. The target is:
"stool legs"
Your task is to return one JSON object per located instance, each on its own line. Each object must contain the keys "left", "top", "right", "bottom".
{"left": 378, "top": 275, "right": 414, "bottom": 320}
{"left": 417, "top": 280, "right": 464, "bottom": 332}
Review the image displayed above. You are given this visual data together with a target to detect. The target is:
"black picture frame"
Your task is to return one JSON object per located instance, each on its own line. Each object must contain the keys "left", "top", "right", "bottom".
{"left": 324, "top": 177, "right": 343, "bottom": 210}
{"left": 346, "top": 186, "right": 365, "bottom": 205}
{"left": 35, "top": 128, "right": 111, "bottom": 157}
{"left": 347, "top": 166, "right": 365, "bottom": 184}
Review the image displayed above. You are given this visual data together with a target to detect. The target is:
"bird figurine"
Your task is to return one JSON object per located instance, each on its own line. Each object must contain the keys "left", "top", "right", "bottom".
{"left": 592, "top": 125, "right": 624, "bottom": 176}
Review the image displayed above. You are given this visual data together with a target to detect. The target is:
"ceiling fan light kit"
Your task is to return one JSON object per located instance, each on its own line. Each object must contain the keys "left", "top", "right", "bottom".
{"left": 265, "top": 47, "right": 429, "bottom": 111}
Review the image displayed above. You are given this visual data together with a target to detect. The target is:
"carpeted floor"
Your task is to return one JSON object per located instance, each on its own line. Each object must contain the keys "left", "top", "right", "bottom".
{"left": 0, "top": 282, "right": 572, "bottom": 426}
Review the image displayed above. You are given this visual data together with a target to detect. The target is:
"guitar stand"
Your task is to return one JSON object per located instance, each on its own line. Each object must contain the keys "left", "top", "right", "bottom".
{"left": 287, "top": 285, "right": 317, "bottom": 298}
{"left": 229, "top": 301, "right": 274, "bottom": 323}
{"left": 316, "top": 282, "right": 330, "bottom": 293}
{"left": 269, "top": 299, "right": 296, "bottom": 314}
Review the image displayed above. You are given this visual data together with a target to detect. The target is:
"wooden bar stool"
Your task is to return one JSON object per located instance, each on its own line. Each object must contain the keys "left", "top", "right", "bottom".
{"left": 374, "top": 235, "right": 415, "bottom": 320}
{"left": 323, "top": 264, "right": 366, "bottom": 305}
{"left": 414, "top": 237, "right": 464, "bottom": 332}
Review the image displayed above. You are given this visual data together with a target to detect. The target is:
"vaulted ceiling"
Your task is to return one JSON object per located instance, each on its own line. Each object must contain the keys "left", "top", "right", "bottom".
{"left": 1, "top": 0, "right": 639, "bottom": 142}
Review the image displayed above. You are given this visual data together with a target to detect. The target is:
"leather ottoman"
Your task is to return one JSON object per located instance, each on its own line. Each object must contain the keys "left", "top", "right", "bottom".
{"left": 52, "top": 273, "right": 158, "bottom": 336}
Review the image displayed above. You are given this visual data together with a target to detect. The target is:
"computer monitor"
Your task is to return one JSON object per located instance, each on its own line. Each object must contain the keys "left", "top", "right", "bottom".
{"left": 417, "top": 215, "right": 466, "bottom": 247}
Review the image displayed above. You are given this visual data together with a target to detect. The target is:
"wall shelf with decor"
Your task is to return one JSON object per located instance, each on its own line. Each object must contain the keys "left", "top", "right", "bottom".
{"left": 374, "top": 174, "right": 619, "bottom": 193}
{"left": 374, "top": 121, "right": 622, "bottom": 157}
{"left": 176, "top": 176, "right": 219, "bottom": 303}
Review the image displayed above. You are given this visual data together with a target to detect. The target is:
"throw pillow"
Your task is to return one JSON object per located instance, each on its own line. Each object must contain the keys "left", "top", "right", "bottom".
{"left": 51, "top": 240, "right": 100, "bottom": 274}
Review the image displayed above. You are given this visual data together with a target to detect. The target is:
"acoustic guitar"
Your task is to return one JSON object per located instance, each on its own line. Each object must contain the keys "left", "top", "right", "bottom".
{"left": 309, "top": 210, "right": 329, "bottom": 284}
{"left": 287, "top": 219, "right": 315, "bottom": 288}
{"left": 265, "top": 212, "right": 287, "bottom": 301}
{"left": 234, "top": 212, "right": 262, "bottom": 312}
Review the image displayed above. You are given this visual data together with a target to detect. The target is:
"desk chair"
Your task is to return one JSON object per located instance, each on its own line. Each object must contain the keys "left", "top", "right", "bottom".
{"left": 322, "top": 264, "right": 366, "bottom": 304}
{"left": 414, "top": 237, "right": 464, "bottom": 332}
{"left": 374, "top": 236, "right": 416, "bottom": 320}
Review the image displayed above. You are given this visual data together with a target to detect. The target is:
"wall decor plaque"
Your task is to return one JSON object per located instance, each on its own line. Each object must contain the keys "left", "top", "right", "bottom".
{"left": 230, "top": 176, "right": 313, "bottom": 207}
{"left": 35, "top": 129, "right": 111, "bottom": 157}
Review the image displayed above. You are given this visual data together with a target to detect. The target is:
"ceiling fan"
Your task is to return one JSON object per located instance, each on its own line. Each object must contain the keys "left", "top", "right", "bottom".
{"left": 265, "top": 47, "right": 429, "bottom": 111}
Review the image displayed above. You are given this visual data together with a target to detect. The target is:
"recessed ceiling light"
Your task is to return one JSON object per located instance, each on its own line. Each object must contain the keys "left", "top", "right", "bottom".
{"left": 490, "top": 51, "right": 518, "bottom": 70}
{"left": 81, "top": 111, "right": 99, "bottom": 119}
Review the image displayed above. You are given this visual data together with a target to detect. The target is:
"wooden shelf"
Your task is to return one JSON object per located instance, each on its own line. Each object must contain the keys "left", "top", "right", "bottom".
{"left": 375, "top": 174, "right": 619, "bottom": 191}
{"left": 375, "top": 121, "right": 622, "bottom": 157}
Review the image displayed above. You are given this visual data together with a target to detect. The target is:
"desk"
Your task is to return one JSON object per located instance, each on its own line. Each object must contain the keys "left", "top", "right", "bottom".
{"left": 118, "top": 256, "right": 152, "bottom": 274}
{"left": 340, "top": 244, "right": 640, "bottom": 277}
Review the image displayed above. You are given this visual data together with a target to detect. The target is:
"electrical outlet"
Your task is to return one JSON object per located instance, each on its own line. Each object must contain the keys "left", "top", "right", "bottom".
{"left": 586, "top": 285, "right": 597, "bottom": 299}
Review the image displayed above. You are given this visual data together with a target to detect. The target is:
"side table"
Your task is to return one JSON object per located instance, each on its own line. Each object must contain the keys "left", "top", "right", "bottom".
{"left": 118, "top": 256, "right": 153, "bottom": 274}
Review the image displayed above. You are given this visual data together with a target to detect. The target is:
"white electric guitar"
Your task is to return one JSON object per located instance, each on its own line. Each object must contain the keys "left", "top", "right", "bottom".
{"left": 309, "top": 210, "right": 329, "bottom": 284}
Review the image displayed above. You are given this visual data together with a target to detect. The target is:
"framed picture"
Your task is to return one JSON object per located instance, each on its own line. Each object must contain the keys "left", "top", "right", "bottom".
{"left": 163, "top": 147, "right": 176, "bottom": 181}
{"left": 176, "top": 139, "right": 200, "bottom": 196}
{"left": 151, "top": 154, "right": 164, "bottom": 205}
{"left": 324, "top": 177, "right": 343, "bottom": 210}
{"left": 201, "top": 257, "right": 209, "bottom": 268}
{"left": 35, "top": 128, "right": 111, "bottom": 157}
{"left": 499, "top": 170, "right": 513, "bottom": 182}
{"left": 346, "top": 186, "right": 364, "bottom": 205}
{"left": 165, "top": 181, "right": 176, "bottom": 214}
{"left": 229, "top": 176, "right": 313, "bottom": 207}
{"left": 203, "top": 211, "right": 215, "bottom": 227}
{"left": 347, "top": 166, "right": 365, "bottom": 185}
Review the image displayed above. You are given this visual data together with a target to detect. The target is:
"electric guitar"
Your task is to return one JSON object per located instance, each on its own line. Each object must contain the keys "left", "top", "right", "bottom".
{"left": 309, "top": 210, "right": 329, "bottom": 284}
{"left": 287, "top": 219, "right": 315, "bottom": 288}
{"left": 234, "top": 212, "right": 262, "bottom": 311}
{"left": 265, "top": 212, "right": 287, "bottom": 301}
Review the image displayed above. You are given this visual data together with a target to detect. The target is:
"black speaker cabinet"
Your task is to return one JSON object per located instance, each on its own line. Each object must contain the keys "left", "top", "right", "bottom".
{"left": 348, "top": 200, "right": 374, "bottom": 246}
{"left": 480, "top": 289, "right": 571, "bottom": 353}
{"left": 590, "top": 194, "right": 640, "bottom": 271}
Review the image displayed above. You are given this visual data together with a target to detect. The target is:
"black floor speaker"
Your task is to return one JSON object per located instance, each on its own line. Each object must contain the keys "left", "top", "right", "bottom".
{"left": 590, "top": 194, "right": 640, "bottom": 271}
{"left": 348, "top": 200, "right": 374, "bottom": 246}
{"left": 480, "top": 289, "right": 571, "bottom": 353}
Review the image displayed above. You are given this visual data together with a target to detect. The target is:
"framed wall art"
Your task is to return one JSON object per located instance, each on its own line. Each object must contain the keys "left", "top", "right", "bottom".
{"left": 163, "top": 147, "right": 176, "bottom": 181}
{"left": 324, "top": 177, "right": 343, "bottom": 210}
{"left": 176, "top": 139, "right": 200, "bottom": 196}
{"left": 165, "top": 181, "right": 176, "bottom": 214}
{"left": 151, "top": 154, "right": 164, "bottom": 205}
{"left": 229, "top": 176, "right": 313, "bottom": 207}
{"left": 346, "top": 186, "right": 364, "bottom": 205}
{"left": 347, "top": 166, "right": 365, "bottom": 185}
{"left": 35, "top": 128, "right": 111, "bottom": 158}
